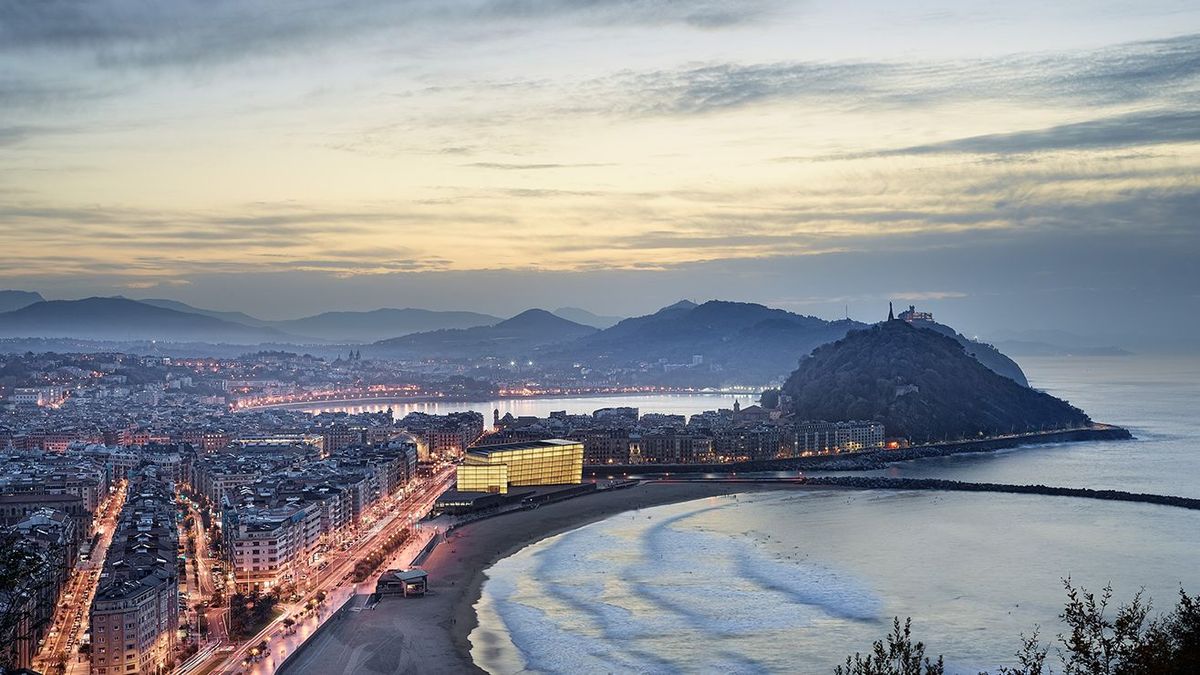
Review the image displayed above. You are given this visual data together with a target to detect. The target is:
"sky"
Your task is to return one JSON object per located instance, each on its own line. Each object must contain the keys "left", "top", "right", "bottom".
{"left": 1, "top": 0, "right": 1198, "bottom": 342}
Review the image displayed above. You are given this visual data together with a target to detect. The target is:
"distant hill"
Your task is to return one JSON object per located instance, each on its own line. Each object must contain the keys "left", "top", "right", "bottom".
{"left": 369, "top": 308, "right": 596, "bottom": 358}
{"left": 781, "top": 320, "right": 1091, "bottom": 443}
{"left": 0, "top": 290, "right": 44, "bottom": 313}
{"left": 986, "top": 329, "right": 1131, "bottom": 357}
{"left": 273, "top": 308, "right": 500, "bottom": 343}
{"left": 141, "top": 299, "right": 501, "bottom": 342}
{"left": 0, "top": 297, "right": 296, "bottom": 344}
{"left": 903, "top": 318, "right": 1029, "bottom": 386}
{"left": 552, "top": 307, "right": 624, "bottom": 329}
{"left": 140, "top": 297, "right": 275, "bottom": 328}
{"left": 993, "top": 340, "right": 1132, "bottom": 357}
{"left": 543, "top": 300, "right": 866, "bottom": 385}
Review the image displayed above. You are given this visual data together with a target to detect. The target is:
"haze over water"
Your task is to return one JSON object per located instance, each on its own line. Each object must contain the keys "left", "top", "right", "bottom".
{"left": 469, "top": 354, "right": 1200, "bottom": 673}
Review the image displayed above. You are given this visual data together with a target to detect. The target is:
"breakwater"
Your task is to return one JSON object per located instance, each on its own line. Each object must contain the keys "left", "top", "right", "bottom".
{"left": 803, "top": 476, "right": 1200, "bottom": 511}
{"left": 584, "top": 425, "right": 1132, "bottom": 477}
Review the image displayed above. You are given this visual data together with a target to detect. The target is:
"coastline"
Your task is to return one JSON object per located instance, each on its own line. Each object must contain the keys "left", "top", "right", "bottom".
{"left": 279, "top": 481, "right": 817, "bottom": 675}
{"left": 587, "top": 424, "right": 1133, "bottom": 476}
{"left": 278, "top": 427, "right": 1133, "bottom": 675}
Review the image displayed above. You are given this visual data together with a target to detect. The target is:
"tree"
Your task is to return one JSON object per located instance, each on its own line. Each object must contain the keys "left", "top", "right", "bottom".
{"left": 839, "top": 582, "right": 1200, "bottom": 674}
{"left": 1139, "top": 588, "right": 1200, "bottom": 670}
{"left": 760, "top": 388, "right": 781, "bottom": 409}
{"left": 994, "top": 631, "right": 1048, "bottom": 675}
{"left": 229, "top": 590, "right": 279, "bottom": 641}
{"left": 836, "top": 618, "right": 945, "bottom": 675}
{"left": 1050, "top": 579, "right": 1200, "bottom": 674}
{"left": 1056, "top": 580, "right": 1148, "bottom": 674}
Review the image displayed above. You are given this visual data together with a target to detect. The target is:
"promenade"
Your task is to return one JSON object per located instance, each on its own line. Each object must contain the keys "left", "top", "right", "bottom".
{"left": 177, "top": 467, "right": 455, "bottom": 675}
{"left": 279, "top": 481, "right": 805, "bottom": 675}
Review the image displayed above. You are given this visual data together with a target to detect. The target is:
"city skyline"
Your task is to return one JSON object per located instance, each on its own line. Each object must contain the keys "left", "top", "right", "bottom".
{"left": 1, "top": 1, "right": 1198, "bottom": 339}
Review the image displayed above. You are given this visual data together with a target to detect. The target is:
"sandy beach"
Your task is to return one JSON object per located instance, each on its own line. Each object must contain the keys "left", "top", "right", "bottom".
{"left": 279, "top": 481, "right": 810, "bottom": 675}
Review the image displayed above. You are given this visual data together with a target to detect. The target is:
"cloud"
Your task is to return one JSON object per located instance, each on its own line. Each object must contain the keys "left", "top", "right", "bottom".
{"left": 122, "top": 279, "right": 191, "bottom": 289}
{"left": 325, "top": 32, "right": 1200, "bottom": 163}
{"left": 840, "top": 110, "right": 1200, "bottom": 158}
{"left": 0, "top": 126, "right": 42, "bottom": 147}
{"left": 609, "top": 33, "right": 1200, "bottom": 116}
{"left": 0, "top": 0, "right": 771, "bottom": 70}
{"left": 0, "top": 76, "right": 119, "bottom": 113}
{"left": 0, "top": 198, "right": 513, "bottom": 280}
{"left": 478, "top": 0, "right": 774, "bottom": 28}
{"left": 892, "top": 290, "right": 968, "bottom": 301}
{"left": 465, "top": 161, "right": 611, "bottom": 170}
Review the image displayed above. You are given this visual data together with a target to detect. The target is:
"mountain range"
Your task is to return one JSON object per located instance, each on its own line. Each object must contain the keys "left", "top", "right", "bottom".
{"left": 0, "top": 297, "right": 292, "bottom": 343}
{"left": 984, "top": 328, "right": 1132, "bottom": 357}
{"left": 369, "top": 309, "right": 598, "bottom": 358}
{"left": 540, "top": 300, "right": 864, "bottom": 385}
{"left": 0, "top": 290, "right": 43, "bottom": 313}
{"left": 0, "top": 295, "right": 505, "bottom": 344}
{"left": 0, "top": 291, "right": 1038, "bottom": 388}
{"left": 551, "top": 307, "right": 624, "bottom": 329}
{"left": 140, "top": 298, "right": 277, "bottom": 327}
{"left": 271, "top": 308, "right": 500, "bottom": 342}
{"left": 140, "top": 298, "right": 500, "bottom": 341}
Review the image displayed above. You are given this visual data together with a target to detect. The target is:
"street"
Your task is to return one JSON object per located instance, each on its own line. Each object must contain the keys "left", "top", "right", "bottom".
{"left": 32, "top": 481, "right": 127, "bottom": 675}
{"left": 178, "top": 466, "right": 455, "bottom": 675}
{"left": 181, "top": 496, "right": 230, "bottom": 646}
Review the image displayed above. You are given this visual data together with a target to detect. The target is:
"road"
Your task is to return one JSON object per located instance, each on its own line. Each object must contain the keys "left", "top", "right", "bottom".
{"left": 33, "top": 481, "right": 127, "bottom": 675}
{"left": 180, "top": 497, "right": 230, "bottom": 650}
{"left": 180, "top": 466, "right": 456, "bottom": 675}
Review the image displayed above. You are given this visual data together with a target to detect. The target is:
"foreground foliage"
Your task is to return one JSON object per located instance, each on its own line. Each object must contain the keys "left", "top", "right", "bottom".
{"left": 840, "top": 581, "right": 1200, "bottom": 674}
{"left": 837, "top": 618, "right": 945, "bottom": 675}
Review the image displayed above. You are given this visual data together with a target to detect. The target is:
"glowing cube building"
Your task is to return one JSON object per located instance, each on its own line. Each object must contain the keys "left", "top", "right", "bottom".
{"left": 456, "top": 439, "right": 584, "bottom": 494}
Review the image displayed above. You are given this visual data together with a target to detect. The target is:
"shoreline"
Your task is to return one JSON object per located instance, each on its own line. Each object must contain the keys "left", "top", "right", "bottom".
{"left": 237, "top": 390, "right": 752, "bottom": 413}
{"left": 587, "top": 424, "right": 1133, "bottom": 476}
{"left": 278, "top": 427, "right": 1133, "bottom": 675}
{"left": 279, "top": 481, "right": 819, "bottom": 675}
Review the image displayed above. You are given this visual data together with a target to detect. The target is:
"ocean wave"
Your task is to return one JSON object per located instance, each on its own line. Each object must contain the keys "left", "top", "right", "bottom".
{"left": 479, "top": 496, "right": 883, "bottom": 672}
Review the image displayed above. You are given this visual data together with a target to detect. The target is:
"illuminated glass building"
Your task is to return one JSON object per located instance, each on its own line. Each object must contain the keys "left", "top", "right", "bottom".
{"left": 456, "top": 439, "right": 584, "bottom": 494}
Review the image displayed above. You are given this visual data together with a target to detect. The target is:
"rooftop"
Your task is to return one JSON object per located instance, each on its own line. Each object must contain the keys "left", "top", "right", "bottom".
{"left": 466, "top": 438, "right": 581, "bottom": 456}
{"left": 380, "top": 568, "right": 428, "bottom": 583}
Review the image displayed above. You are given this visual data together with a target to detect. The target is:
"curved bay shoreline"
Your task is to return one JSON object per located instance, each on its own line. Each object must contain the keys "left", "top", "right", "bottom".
{"left": 281, "top": 427, "right": 1139, "bottom": 675}
{"left": 279, "top": 481, "right": 818, "bottom": 675}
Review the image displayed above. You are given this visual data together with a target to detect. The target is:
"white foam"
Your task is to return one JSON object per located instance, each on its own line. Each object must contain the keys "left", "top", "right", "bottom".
{"left": 475, "top": 495, "right": 884, "bottom": 673}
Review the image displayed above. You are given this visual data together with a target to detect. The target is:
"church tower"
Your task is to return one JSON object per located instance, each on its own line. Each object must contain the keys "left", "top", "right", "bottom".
{"left": 887, "top": 301, "right": 894, "bottom": 321}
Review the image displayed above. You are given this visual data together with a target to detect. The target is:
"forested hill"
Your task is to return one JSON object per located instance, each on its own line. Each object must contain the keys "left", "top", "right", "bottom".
{"left": 781, "top": 320, "right": 1090, "bottom": 443}
{"left": 906, "top": 317, "right": 1029, "bottom": 386}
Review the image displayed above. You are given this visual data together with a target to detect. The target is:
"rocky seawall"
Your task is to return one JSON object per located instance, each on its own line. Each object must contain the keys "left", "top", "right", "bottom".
{"left": 802, "top": 475, "right": 1200, "bottom": 511}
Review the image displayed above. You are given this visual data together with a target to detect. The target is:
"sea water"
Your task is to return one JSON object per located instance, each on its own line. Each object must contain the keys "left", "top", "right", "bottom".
{"left": 470, "top": 355, "right": 1200, "bottom": 674}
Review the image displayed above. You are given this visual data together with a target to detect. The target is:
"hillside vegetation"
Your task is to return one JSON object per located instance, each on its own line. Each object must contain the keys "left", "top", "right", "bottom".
{"left": 782, "top": 320, "right": 1089, "bottom": 443}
